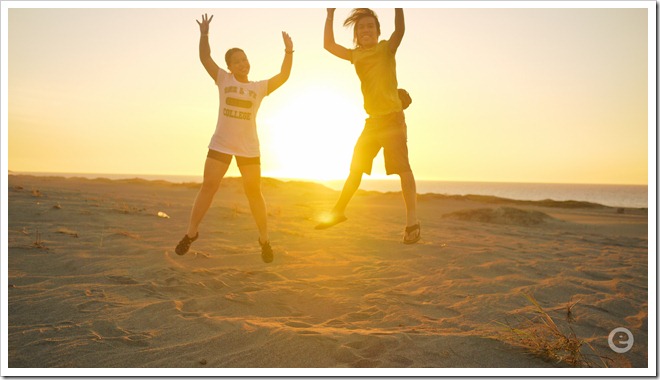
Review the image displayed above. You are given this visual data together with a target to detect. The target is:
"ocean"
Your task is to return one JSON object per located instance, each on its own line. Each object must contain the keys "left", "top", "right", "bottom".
{"left": 321, "top": 179, "right": 649, "bottom": 209}
{"left": 8, "top": 172, "right": 650, "bottom": 209}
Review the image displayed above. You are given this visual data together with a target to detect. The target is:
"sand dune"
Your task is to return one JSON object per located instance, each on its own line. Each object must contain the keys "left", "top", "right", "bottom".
{"left": 5, "top": 174, "right": 649, "bottom": 373}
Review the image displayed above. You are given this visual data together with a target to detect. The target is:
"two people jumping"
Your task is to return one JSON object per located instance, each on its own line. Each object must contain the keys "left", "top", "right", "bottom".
{"left": 176, "top": 9, "right": 420, "bottom": 263}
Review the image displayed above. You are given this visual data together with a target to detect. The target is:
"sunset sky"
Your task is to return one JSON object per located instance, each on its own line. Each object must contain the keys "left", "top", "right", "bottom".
{"left": 3, "top": 1, "right": 654, "bottom": 185}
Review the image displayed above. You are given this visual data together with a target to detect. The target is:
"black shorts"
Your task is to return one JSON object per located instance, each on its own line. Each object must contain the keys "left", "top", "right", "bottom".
{"left": 207, "top": 149, "right": 260, "bottom": 166}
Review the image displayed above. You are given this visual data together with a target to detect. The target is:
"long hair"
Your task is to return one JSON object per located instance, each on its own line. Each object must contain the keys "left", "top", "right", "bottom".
{"left": 225, "top": 48, "right": 245, "bottom": 67}
{"left": 343, "top": 8, "right": 381, "bottom": 47}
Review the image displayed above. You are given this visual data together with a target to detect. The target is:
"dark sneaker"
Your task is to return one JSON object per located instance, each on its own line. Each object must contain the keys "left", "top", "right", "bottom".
{"left": 259, "top": 239, "right": 273, "bottom": 263}
{"left": 175, "top": 233, "right": 198, "bottom": 255}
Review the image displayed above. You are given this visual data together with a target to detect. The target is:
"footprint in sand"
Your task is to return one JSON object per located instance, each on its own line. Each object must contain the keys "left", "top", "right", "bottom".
{"left": 173, "top": 300, "right": 204, "bottom": 319}
{"left": 164, "top": 276, "right": 185, "bottom": 286}
{"left": 77, "top": 300, "right": 115, "bottom": 313}
{"left": 89, "top": 321, "right": 153, "bottom": 347}
{"left": 224, "top": 292, "right": 254, "bottom": 305}
{"left": 119, "top": 333, "right": 152, "bottom": 347}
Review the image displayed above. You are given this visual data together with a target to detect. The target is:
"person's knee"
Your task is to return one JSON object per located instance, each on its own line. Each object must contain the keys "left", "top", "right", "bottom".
{"left": 348, "top": 170, "right": 364, "bottom": 181}
{"left": 202, "top": 178, "right": 221, "bottom": 193}
{"left": 398, "top": 170, "right": 414, "bottom": 179}
{"left": 243, "top": 180, "right": 262, "bottom": 199}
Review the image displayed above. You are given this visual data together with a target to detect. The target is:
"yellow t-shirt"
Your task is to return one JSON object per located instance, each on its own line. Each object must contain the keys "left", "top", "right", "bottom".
{"left": 351, "top": 40, "right": 403, "bottom": 117}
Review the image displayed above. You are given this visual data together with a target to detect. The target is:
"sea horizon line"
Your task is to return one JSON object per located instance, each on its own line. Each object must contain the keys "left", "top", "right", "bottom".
{"left": 6, "top": 170, "right": 649, "bottom": 188}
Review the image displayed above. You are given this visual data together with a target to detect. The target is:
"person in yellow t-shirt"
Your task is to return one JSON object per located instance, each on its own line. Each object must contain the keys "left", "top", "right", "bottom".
{"left": 317, "top": 8, "right": 420, "bottom": 244}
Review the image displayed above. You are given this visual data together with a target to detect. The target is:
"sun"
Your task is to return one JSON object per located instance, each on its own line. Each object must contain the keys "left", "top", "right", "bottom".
{"left": 260, "top": 84, "right": 366, "bottom": 181}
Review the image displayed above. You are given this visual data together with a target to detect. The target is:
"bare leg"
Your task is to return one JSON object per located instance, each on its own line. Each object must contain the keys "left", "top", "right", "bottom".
{"left": 399, "top": 170, "right": 418, "bottom": 227}
{"left": 185, "top": 157, "right": 230, "bottom": 238}
{"left": 238, "top": 164, "right": 269, "bottom": 244}
{"left": 316, "top": 170, "right": 363, "bottom": 229}
{"left": 399, "top": 170, "right": 420, "bottom": 243}
{"left": 331, "top": 170, "right": 363, "bottom": 216}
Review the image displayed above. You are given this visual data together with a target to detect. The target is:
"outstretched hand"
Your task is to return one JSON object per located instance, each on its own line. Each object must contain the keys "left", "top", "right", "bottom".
{"left": 196, "top": 13, "right": 213, "bottom": 35}
{"left": 282, "top": 31, "right": 293, "bottom": 51}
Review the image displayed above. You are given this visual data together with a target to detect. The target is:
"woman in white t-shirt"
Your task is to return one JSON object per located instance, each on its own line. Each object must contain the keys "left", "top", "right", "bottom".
{"left": 176, "top": 13, "right": 294, "bottom": 263}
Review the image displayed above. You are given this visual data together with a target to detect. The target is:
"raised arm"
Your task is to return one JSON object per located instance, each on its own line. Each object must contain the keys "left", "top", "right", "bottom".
{"left": 196, "top": 13, "right": 220, "bottom": 81}
{"left": 267, "top": 32, "right": 294, "bottom": 94}
{"left": 324, "top": 8, "right": 351, "bottom": 61}
{"left": 389, "top": 8, "right": 405, "bottom": 54}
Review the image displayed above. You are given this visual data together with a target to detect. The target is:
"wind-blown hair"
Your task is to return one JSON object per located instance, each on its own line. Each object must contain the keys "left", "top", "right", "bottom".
{"left": 225, "top": 48, "right": 245, "bottom": 67}
{"left": 343, "top": 8, "right": 381, "bottom": 47}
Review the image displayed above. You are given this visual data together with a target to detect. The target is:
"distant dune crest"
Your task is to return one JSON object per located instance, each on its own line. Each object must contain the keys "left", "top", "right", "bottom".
{"left": 443, "top": 207, "right": 555, "bottom": 226}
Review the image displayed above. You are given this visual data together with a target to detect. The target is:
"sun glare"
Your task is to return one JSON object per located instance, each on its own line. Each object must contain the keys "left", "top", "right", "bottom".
{"left": 261, "top": 84, "right": 366, "bottom": 181}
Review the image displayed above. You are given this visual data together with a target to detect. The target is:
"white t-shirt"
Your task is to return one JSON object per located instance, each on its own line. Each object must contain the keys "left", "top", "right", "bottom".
{"left": 208, "top": 68, "right": 269, "bottom": 157}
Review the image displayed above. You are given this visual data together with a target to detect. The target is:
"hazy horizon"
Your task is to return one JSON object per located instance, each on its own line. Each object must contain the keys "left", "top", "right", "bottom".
{"left": 7, "top": 168, "right": 650, "bottom": 187}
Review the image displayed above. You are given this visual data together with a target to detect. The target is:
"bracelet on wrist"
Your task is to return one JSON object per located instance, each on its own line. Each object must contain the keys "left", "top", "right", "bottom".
{"left": 285, "top": 50, "right": 294, "bottom": 54}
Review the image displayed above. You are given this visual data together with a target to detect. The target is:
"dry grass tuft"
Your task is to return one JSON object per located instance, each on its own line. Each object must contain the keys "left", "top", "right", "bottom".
{"left": 33, "top": 228, "right": 48, "bottom": 250}
{"left": 496, "top": 293, "right": 609, "bottom": 367}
